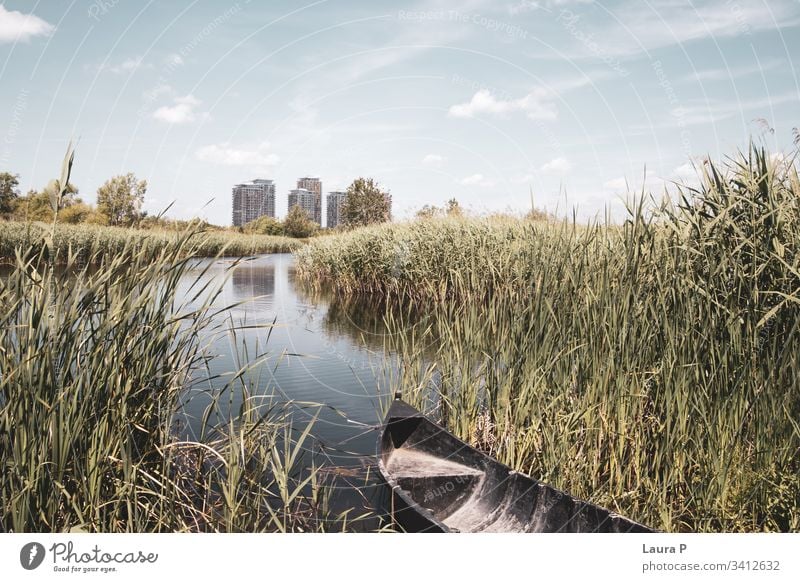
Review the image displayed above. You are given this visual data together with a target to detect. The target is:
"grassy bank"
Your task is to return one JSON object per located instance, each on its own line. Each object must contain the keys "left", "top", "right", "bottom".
{"left": 0, "top": 235, "right": 339, "bottom": 532}
{"left": 296, "top": 146, "right": 800, "bottom": 532}
{"left": 0, "top": 221, "right": 302, "bottom": 264}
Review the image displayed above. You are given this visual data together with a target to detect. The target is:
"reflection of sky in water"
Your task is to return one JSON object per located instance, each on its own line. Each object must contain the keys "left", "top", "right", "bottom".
{"left": 176, "top": 254, "right": 396, "bottom": 471}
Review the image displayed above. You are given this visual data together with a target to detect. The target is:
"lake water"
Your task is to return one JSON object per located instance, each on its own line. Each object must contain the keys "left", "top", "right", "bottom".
{"left": 175, "top": 254, "right": 398, "bottom": 524}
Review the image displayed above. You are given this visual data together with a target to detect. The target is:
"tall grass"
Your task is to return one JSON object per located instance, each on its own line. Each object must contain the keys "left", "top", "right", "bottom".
{"left": 0, "top": 221, "right": 301, "bottom": 264}
{"left": 296, "top": 145, "right": 800, "bottom": 532}
{"left": 0, "top": 232, "right": 338, "bottom": 532}
{"left": 296, "top": 213, "right": 540, "bottom": 300}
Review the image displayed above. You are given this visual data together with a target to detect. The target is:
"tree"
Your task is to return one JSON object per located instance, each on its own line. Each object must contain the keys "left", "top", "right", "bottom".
{"left": 244, "top": 215, "right": 284, "bottom": 236}
{"left": 283, "top": 204, "right": 318, "bottom": 238}
{"left": 0, "top": 172, "right": 20, "bottom": 215}
{"left": 14, "top": 190, "right": 52, "bottom": 221}
{"left": 43, "top": 179, "right": 79, "bottom": 208}
{"left": 96, "top": 173, "right": 147, "bottom": 226}
{"left": 526, "top": 207, "right": 552, "bottom": 222}
{"left": 58, "top": 202, "right": 93, "bottom": 224}
{"left": 340, "top": 177, "right": 391, "bottom": 228}
{"left": 446, "top": 198, "right": 463, "bottom": 217}
{"left": 415, "top": 204, "right": 442, "bottom": 219}
{"left": 415, "top": 198, "right": 461, "bottom": 220}
{"left": 11, "top": 181, "right": 81, "bottom": 222}
{"left": 84, "top": 210, "right": 109, "bottom": 226}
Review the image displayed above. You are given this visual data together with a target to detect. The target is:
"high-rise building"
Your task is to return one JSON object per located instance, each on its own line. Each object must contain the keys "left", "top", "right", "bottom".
{"left": 297, "top": 177, "right": 321, "bottom": 197}
{"left": 232, "top": 179, "right": 275, "bottom": 227}
{"left": 326, "top": 191, "right": 347, "bottom": 229}
{"left": 295, "top": 177, "right": 322, "bottom": 224}
{"left": 288, "top": 188, "right": 321, "bottom": 225}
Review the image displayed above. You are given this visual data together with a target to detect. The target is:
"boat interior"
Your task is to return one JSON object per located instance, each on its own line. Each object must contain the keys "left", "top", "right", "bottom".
{"left": 380, "top": 401, "right": 651, "bottom": 533}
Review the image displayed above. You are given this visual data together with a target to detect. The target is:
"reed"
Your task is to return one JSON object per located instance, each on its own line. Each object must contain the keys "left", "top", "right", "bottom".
{"left": 0, "top": 232, "right": 339, "bottom": 532}
{"left": 297, "top": 145, "right": 800, "bottom": 532}
{"left": 0, "top": 221, "right": 301, "bottom": 264}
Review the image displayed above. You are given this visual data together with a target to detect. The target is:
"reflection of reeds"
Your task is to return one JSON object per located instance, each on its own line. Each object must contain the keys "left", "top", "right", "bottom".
{"left": 0, "top": 221, "right": 301, "bottom": 265}
{"left": 294, "top": 281, "right": 428, "bottom": 351}
{"left": 0, "top": 227, "right": 350, "bottom": 532}
{"left": 297, "top": 145, "right": 800, "bottom": 532}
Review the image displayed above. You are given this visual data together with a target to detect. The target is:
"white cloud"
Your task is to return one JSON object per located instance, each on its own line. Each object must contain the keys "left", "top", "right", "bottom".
{"left": 330, "top": 3, "right": 478, "bottom": 85}
{"left": 0, "top": 5, "right": 54, "bottom": 43}
{"left": 603, "top": 177, "right": 628, "bottom": 190}
{"left": 460, "top": 173, "right": 495, "bottom": 187}
{"left": 448, "top": 89, "right": 557, "bottom": 121}
{"left": 508, "top": 0, "right": 540, "bottom": 14}
{"left": 672, "top": 163, "right": 698, "bottom": 181}
{"left": 508, "top": 0, "right": 593, "bottom": 12}
{"left": 603, "top": 171, "right": 671, "bottom": 193}
{"left": 195, "top": 142, "right": 280, "bottom": 168}
{"left": 672, "top": 94, "right": 797, "bottom": 128}
{"left": 422, "top": 154, "right": 444, "bottom": 166}
{"left": 629, "top": 93, "right": 799, "bottom": 133}
{"left": 685, "top": 59, "right": 784, "bottom": 83}
{"left": 511, "top": 174, "right": 536, "bottom": 184}
{"left": 86, "top": 57, "right": 151, "bottom": 75}
{"left": 107, "top": 56, "right": 149, "bottom": 74}
{"left": 143, "top": 83, "right": 172, "bottom": 100}
{"left": 115, "top": 58, "right": 144, "bottom": 73}
{"left": 540, "top": 157, "right": 572, "bottom": 174}
{"left": 165, "top": 54, "right": 184, "bottom": 67}
{"left": 559, "top": 0, "right": 800, "bottom": 58}
{"left": 153, "top": 95, "right": 201, "bottom": 124}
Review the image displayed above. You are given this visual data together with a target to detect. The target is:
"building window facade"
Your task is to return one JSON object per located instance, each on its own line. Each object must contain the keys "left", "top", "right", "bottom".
{"left": 232, "top": 179, "right": 276, "bottom": 226}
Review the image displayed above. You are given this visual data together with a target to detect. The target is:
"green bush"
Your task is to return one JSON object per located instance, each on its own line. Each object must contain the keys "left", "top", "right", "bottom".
{"left": 284, "top": 205, "right": 318, "bottom": 238}
{"left": 244, "top": 215, "right": 284, "bottom": 236}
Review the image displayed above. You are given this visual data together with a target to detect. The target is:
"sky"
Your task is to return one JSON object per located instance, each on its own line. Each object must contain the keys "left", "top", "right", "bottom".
{"left": 0, "top": 0, "right": 798, "bottom": 225}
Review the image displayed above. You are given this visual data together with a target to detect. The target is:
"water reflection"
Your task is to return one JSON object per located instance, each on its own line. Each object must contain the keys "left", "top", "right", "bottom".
{"left": 178, "top": 254, "right": 400, "bottom": 459}
{"left": 169, "top": 254, "right": 402, "bottom": 527}
{"left": 292, "top": 282, "right": 431, "bottom": 353}
{"left": 231, "top": 261, "right": 275, "bottom": 302}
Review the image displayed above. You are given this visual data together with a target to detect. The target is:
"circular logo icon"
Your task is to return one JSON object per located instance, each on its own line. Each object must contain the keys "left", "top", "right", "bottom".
{"left": 20, "top": 542, "right": 46, "bottom": 570}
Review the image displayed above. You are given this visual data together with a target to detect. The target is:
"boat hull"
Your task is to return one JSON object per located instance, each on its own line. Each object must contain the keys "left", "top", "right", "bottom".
{"left": 377, "top": 399, "right": 653, "bottom": 533}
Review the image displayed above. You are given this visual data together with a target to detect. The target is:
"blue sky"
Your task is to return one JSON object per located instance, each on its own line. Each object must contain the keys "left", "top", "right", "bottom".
{"left": 1, "top": 0, "right": 798, "bottom": 224}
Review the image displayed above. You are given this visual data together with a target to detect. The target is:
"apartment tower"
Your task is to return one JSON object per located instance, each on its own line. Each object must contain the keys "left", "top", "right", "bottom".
{"left": 232, "top": 179, "right": 276, "bottom": 227}
{"left": 326, "top": 191, "right": 347, "bottom": 229}
{"left": 293, "top": 177, "right": 322, "bottom": 224}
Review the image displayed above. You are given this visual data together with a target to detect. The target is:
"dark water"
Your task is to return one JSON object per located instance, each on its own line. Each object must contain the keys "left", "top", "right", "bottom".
{"left": 174, "top": 254, "right": 398, "bottom": 523}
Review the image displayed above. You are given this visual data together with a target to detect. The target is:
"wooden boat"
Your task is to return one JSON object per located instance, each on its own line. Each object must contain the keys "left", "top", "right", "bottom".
{"left": 378, "top": 396, "right": 654, "bottom": 533}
